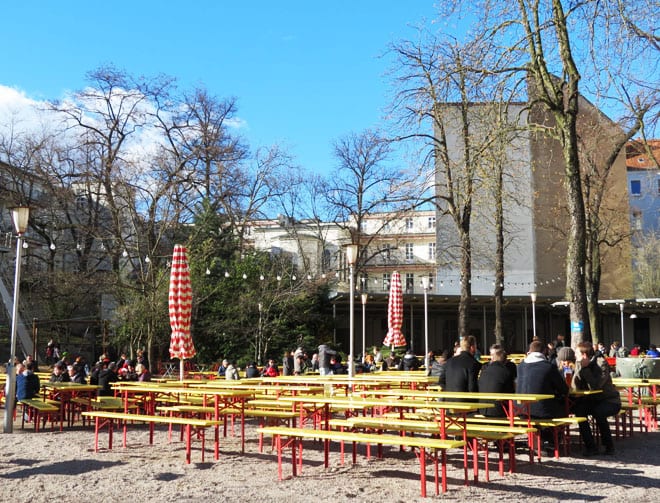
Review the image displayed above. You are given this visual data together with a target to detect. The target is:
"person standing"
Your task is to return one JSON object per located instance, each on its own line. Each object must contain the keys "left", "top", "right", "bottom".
{"left": 571, "top": 341, "right": 621, "bottom": 456}
{"left": 282, "top": 351, "right": 294, "bottom": 376}
{"left": 317, "top": 344, "right": 337, "bottom": 376}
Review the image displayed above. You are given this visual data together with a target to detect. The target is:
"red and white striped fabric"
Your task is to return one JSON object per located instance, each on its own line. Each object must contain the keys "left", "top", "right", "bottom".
{"left": 168, "top": 244, "right": 195, "bottom": 362}
{"left": 383, "top": 271, "right": 407, "bottom": 348}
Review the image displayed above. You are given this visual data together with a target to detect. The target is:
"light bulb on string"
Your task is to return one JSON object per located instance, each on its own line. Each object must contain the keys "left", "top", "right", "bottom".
{"left": 144, "top": 256, "right": 150, "bottom": 263}
{"left": 224, "top": 271, "right": 230, "bottom": 278}
{"left": 242, "top": 273, "right": 247, "bottom": 280}
{"left": 22, "top": 241, "right": 28, "bottom": 249}
{"left": 49, "top": 243, "right": 56, "bottom": 251}
{"left": 259, "top": 275, "right": 265, "bottom": 281}
{"left": 122, "top": 250, "right": 128, "bottom": 257}
{"left": 292, "top": 275, "right": 296, "bottom": 281}
{"left": 306, "top": 274, "right": 311, "bottom": 281}
{"left": 276, "top": 275, "right": 282, "bottom": 282}
{"left": 205, "top": 268, "right": 211, "bottom": 275}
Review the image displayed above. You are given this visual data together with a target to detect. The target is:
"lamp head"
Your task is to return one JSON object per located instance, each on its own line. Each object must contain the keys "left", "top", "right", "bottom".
{"left": 345, "top": 244, "right": 359, "bottom": 266}
{"left": 11, "top": 206, "right": 30, "bottom": 235}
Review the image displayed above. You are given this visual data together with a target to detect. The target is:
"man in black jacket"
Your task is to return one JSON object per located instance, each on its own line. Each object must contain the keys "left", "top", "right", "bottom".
{"left": 478, "top": 345, "right": 517, "bottom": 416}
{"left": 444, "top": 336, "right": 481, "bottom": 397}
{"left": 517, "top": 340, "right": 569, "bottom": 449}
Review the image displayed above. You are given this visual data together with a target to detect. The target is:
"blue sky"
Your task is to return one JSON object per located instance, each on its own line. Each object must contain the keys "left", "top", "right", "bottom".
{"left": 1, "top": 1, "right": 440, "bottom": 175}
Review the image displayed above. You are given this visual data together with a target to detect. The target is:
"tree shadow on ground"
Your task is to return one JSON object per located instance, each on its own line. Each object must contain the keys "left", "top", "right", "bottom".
{"left": 0, "top": 459, "right": 121, "bottom": 479}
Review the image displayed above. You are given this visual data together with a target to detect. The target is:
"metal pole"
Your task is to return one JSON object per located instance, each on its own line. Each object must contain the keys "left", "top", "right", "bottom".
{"left": 346, "top": 244, "right": 358, "bottom": 378}
{"left": 32, "top": 318, "right": 38, "bottom": 361}
{"left": 361, "top": 293, "right": 367, "bottom": 364}
{"left": 4, "top": 233, "right": 25, "bottom": 433}
{"left": 530, "top": 292, "right": 537, "bottom": 345}
{"left": 423, "top": 286, "right": 429, "bottom": 370}
{"left": 349, "top": 263, "right": 355, "bottom": 377}
{"left": 619, "top": 303, "right": 625, "bottom": 349}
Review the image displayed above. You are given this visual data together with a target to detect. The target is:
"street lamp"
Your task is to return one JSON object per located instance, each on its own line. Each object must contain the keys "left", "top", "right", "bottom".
{"left": 345, "top": 244, "right": 359, "bottom": 378}
{"left": 421, "top": 275, "right": 430, "bottom": 371}
{"left": 4, "top": 206, "right": 30, "bottom": 434}
{"left": 361, "top": 292, "right": 368, "bottom": 364}
{"left": 619, "top": 303, "right": 625, "bottom": 349}
{"left": 530, "top": 292, "right": 537, "bottom": 347}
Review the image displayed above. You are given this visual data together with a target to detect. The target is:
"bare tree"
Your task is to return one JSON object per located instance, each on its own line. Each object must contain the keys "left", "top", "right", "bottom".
{"left": 325, "top": 129, "right": 408, "bottom": 272}
{"left": 388, "top": 30, "right": 522, "bottom": 340}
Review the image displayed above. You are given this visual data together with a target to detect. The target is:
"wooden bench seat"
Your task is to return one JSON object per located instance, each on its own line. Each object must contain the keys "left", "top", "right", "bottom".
{"left": 464, "top": 416, "right": 587, "bottom": 459}
{"left": 157, "top": 404, "right": 299, "bottom": 451}
{"left": 258, "top": 425, "right": 465, "bottom": 497}
{"left": 334, "top": 416, "right": 533, "bottom": 480}
{"left": 82, "top": 411, "right": 214, "bottom": 463}
{"left": 18, "top": 398, "right": 61, "bottom": 432}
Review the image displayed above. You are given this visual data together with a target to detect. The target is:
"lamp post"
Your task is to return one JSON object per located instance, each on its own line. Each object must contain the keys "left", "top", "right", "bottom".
{"left": 421, "top": 275, "right": 430, "bottom": 371}
{"left": 345, "top": 244, "right": 359, "bottom": 378}
{"left": 360, "top": 292, "right": 369, "bottom": 363}
{"left": 4, "top": 206, "right": 30, "bottom": 434}
{"left": 619, "top": 303, "right": 625, "bottom": 349}
{"left": 361, "top": 292, "right": 368, "bottom": 364}
{"left": 530, "top": 292, "right": 537, "bottom": 347}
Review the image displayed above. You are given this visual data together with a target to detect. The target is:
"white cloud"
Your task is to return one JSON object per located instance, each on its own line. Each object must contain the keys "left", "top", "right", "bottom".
{"left": 0, "top": 85, "right": 55, "bottom": 136}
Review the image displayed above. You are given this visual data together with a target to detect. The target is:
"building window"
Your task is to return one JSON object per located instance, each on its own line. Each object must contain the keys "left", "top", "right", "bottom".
{"left": 405, "top": 217, "right": 414, "bottom": 230}
{"left": 657, "top": 178, "right": 660, "bottom": 195}
{"left": 405, "top": 273, "right": 414, "bottom": 293}
{"left": 382, "top": 273, "right": 390, "bottom": 292}
{"left": 632, "top": 211, "right": 643, "bottom": 230}
{"left": 630, "top": 179, "right": 641, "bottom": 196}
{"left": 428, "top": 242, "right": 436, "bottom": 260}
{"left": 428, "top": 216, "right": 436, "bottom": 229}
{"left": 405, "top": 243, "right": 414, "bottom": 260}
{"left": 380, "top": 244, "right": 391, "bottom": 263}
{"left": 322, "top": 249, "right": 331, "bottom": 271}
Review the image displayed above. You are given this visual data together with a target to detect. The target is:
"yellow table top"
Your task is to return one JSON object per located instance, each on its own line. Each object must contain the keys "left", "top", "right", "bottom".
{"left": 423, "top": 388, "right": 554, "bottom": 401}
{"left": 613, "top": 377, "right": 660, "bottom": 385}
{"left": 42, "top": 382, "right": 100, "bottom": 392}
{"left": 284, "top": 395, "right": 493, "bottom": 411}
{"left": 112, "top": 383, "right": 255, "bottom": 397}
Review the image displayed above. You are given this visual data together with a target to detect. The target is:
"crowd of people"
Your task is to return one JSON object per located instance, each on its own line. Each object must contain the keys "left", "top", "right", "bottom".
{"left": 422, "top": 334, "right": 623, "bottom": 457}
{"left": 12, "top": 332, "right": 656, "bottom": 458}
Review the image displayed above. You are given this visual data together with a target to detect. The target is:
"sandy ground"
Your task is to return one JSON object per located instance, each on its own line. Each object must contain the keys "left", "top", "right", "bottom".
{"left": 1, "top": 414, "right": 659, "bottom": 502}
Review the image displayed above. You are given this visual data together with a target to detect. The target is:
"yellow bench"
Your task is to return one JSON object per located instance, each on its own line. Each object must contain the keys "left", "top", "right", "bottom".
{"left": 157, "top": 404, "right": 298, "bottom": 451}
{"left": 82, "top": 411, "right": 215, "bottom": 463}
{"left": 18, "top": 398, "right": 61, "bottom": 432}
{"left": 258, "top": 425, "right": 465, "bottom": 497}
{"left": 335, "top": 416, "right": 534, "bottom": 481}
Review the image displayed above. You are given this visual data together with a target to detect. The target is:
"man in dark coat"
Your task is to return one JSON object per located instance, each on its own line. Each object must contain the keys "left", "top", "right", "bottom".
{"left": 517, "top": 340, "right": 568, "bottom": 418}
{"left": 317, "top": 344, "right": 337, "bottom": 376}
{"left": 97, "top": 362, "right": 119, "bottom": 396}
{"left": 517, "top": 340, "right": 569, "bottom": 448}
{"left": 16, "top": 362, "right": 41, "bottom": 400}
{"left": 443, "top": 335, "right": 481, "bottom": 399}
{"left": 478, "top": 345, "right": 517, "bottom": 416}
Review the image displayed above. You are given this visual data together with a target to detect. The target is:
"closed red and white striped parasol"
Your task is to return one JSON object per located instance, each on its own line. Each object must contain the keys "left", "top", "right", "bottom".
{"left": 383, "top": 271, "right": 407, "bottom": 349}
{"left": 168, "top": 244, "right": 195, "bottom": 380}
